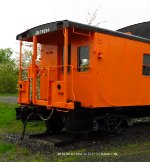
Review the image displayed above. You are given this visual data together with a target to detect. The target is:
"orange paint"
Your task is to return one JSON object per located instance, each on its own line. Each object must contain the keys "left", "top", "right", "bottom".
{"left": 18, "top": 26, "right": 150, "bottom": 110}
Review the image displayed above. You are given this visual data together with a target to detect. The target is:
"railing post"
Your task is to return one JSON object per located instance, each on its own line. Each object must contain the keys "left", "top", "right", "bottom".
{"left": 18, "top": 40, "right": 23, "bottom": 103}
{"left": 19, "top": 40, "right": 22, "bottom": 81}
{"left": 64, "top": 28, "right": 68, "bottom": 103}
{"left": 47, "top": 67, "right": 51, "bottom": 105}
{"left": 32, "top": 36, "right": 37, "bottom": 104}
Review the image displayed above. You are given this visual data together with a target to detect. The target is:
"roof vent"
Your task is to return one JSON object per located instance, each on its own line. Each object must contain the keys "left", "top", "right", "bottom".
{"left": 57, "top": 22, "right": 63, "bottom": 29}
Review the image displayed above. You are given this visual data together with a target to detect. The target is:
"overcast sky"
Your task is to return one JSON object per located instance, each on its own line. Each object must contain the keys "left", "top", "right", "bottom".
{"left": 0, "top": 0, "right": 150, "bottom": 53}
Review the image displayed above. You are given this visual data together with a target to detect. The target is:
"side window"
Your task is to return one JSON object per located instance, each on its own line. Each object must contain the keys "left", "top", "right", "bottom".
{"left": 143, "top": 54, "right": 150, "bottom": 76}
{"left": 77, "top": 46, "right": 89, "bottom": 72}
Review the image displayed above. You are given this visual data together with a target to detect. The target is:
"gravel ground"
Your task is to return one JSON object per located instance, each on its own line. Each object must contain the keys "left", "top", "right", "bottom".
{"left": 0, "top": 96, "right": 17, "bottom": 104}
{"left": 1, "top": 122, "right": 150, "bottom": 162}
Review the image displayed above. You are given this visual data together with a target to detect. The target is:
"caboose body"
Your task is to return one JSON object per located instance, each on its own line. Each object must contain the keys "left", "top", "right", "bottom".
{"left": 16, "top": 20, "right": 150, "bottom": 134}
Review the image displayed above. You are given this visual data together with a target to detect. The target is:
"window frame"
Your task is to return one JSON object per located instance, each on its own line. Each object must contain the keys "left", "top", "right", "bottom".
{"left": 142, "top": 53, "right": 150, "bottom": 76}
{"left": 77, "top": 45, "right": 90, "bottom": 72}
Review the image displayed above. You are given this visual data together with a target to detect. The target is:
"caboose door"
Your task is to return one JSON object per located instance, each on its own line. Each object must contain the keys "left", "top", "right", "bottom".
{"left": 39, "top": 44, "right": 72, "bottom": 107}
{"left": 39, "top": 44, "right": 58, "bottom": 101}
{"left": 72, "top": 44, "right": 93, "bottom": 107}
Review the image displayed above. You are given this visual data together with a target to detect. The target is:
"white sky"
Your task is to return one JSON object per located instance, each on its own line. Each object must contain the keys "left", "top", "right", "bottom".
{"left": 0, "top": 0, "right": 150, "bottom": 54}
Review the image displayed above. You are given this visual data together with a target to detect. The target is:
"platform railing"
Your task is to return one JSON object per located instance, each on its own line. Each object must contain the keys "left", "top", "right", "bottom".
{"left": 33, "top": 64, "right": 75, "bottom": 108}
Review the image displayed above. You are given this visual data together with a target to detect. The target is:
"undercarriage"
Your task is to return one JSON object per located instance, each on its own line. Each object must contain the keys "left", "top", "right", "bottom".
{"left": 16, "top": 105, "right": 150, "bottom": 139}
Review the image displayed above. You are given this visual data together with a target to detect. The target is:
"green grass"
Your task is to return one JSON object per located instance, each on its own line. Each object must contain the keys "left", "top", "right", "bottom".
{"left": 117, "top": 142, "right": 150, "bottom": 156}
{"left": 0, "top": 102, "right": 46, "bottom": 134}
{"left": 0, "top": 140, "right": 48, "bottom": 162}
{"left": 0, "top": 102, "right": 21, "bottom": 133}
{"left": 52, "top": 142, "right": 150, "bottom": 162}
{"left": 0, "top": 141, "right": 15, "bottom": 153}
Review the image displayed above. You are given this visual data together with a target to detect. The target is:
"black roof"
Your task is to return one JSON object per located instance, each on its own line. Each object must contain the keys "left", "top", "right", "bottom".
{"left": 16, "top": 20, "right": 150, "bottom": 44}
{"left": 118, "top": 21, "right": 150, "bottom": 39}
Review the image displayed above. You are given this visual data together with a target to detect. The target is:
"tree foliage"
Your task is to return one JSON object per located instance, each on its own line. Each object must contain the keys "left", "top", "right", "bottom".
{"left": 0, "top": 48, "right": 18, "bottom": 93}
{"left": 0, "top": 48, "right": 13, "bottom": 63}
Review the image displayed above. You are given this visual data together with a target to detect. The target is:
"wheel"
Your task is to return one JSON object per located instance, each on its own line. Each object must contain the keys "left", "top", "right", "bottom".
{"left": 93, "top": 115, "right": 127, "bottom": 135}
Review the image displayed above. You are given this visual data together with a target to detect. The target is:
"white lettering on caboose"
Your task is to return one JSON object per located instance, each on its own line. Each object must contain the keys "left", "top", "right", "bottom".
{"left": 35, "top": 28, "right": 50, "bottom": 35}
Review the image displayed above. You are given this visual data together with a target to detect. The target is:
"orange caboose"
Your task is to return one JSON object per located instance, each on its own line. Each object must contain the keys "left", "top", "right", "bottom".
{"left": 16, "top": 20, "right": 150, "bottom": 135}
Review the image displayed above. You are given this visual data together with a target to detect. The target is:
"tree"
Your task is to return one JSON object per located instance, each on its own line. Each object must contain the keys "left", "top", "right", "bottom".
{"left": 0, "top": 48, "right": 18, "bottom": 93}
{"left": 22, "top": 48, "right": 32, "bottom": 68}
{"left": 86, "top": 7, "right": 105, "bottom": 26}
{"left": 0, "top": 48, "right": 13, "bottom": 63}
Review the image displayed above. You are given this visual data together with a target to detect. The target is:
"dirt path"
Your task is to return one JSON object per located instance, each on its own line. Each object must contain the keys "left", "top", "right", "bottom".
{"left": 0, "top": 96, "right": 18, "bottom": 104}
